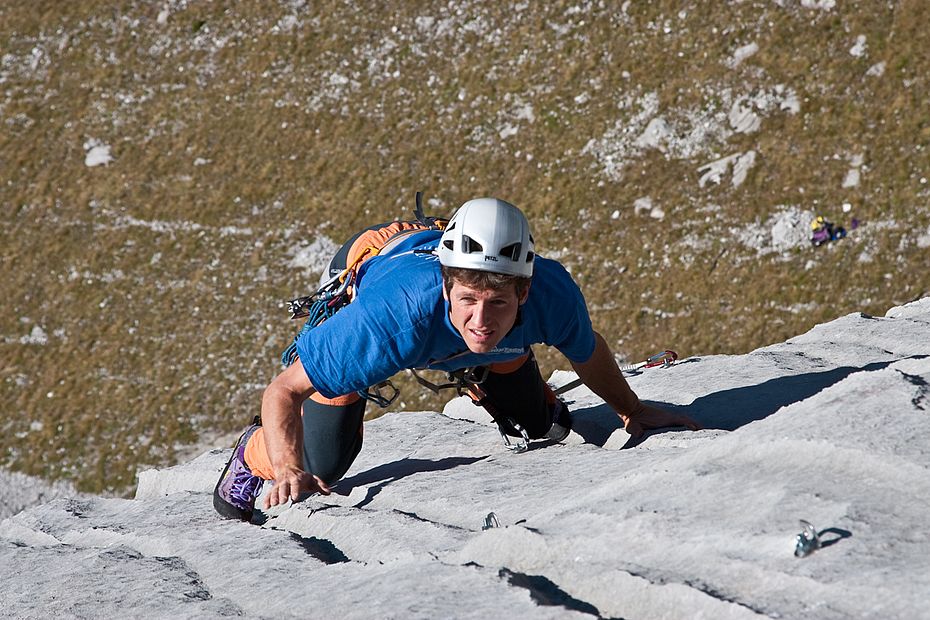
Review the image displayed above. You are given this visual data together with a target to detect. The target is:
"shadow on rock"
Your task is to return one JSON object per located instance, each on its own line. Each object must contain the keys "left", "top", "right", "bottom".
{"left": 568, "top": 402, "right": 688, "bottom": 448}
{"left": 567, "top": 357, "right": 927, "bottom": 444}
{"left": 819, "top": 527, "right": 853, "bottom": 549}
{"left": 673, "top": 361, "right": 900, "bottom": 430}
{"left": 568, "top": 404, "right": 624, "bottom": 447}
{"left": 335, "top": 455, "right": 488, "bottom": 508}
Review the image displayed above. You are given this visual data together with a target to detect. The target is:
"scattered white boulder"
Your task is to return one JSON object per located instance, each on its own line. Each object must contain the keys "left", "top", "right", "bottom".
{"left": 19, "top": 325, "right": 49, "bottom": 345}
{"left": 84, "top": 143, "right": 113, "bottom": 167}
{"left": 842, "top": 168, "right": 861, "bottom": 188}
{"left": 736, "top": 205, "right": 817, "bottom": 255}
{"left": 800, "top": 0, "right": 836, "bottom": 10}
{"left": 729, "top": 99, "right": 761, "bottom": 133}
{"left": 731, "top": 150, "right": 757, "bottom": 187}
{"left": 866, "top": 61, "right": 886, "bottom": 77}
{"left": 849, "top": 34, "right": 868, "bottom": 57}
{"left": 633, "top": 196, "right": 653, "bottom": 215}
{"left": 699, "top": 154, "right": 740, "bottom": 187}
{"left": 916, "top": 225, "right": 930, "bottom": 249}
{"left": 728, "top": 42, "right": 759, "bottom": 68}
{"left": 776, "top": 84, "right": 801, "bottom": 114}
{"left": 635, "top": 117, "right": 671, "bottom": 151}
{"left": 287, "top": 235, "right": 341, "bottom": 275}
{"left": 843, "top": 153, "right": 865, "bottom": 188}
{"left": 698, "top": 151, "right": 756, "bottom": 188}
{"left": 633, "top": 196, "right": 664, "bottom": 219}
{"left": 768, "top": 205, "right": 815, "bottom": 250}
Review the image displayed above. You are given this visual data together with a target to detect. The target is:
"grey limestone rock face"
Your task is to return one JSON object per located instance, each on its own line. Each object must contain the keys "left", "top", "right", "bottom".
{"left": 3, "top": 298, "right": 930, "bottom": 619}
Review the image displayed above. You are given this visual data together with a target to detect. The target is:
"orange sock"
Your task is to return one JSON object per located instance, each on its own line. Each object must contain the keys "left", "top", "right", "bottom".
{"left": 243, "top": 392, "right": 361, "bottom": 481}
{"left": 243, "top": 427, "right": 275, "bottom": 480}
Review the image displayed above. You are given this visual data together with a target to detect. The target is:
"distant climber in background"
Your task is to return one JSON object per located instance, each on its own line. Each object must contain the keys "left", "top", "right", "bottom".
{"left": 213, "top": 196, "right": 702, "bottom": 522}
{"left": 811, "top": 215, "right": 847, "bottom": 246}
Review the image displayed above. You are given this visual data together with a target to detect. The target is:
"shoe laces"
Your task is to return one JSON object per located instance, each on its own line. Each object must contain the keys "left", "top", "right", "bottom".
{"left": 230, "top": 466, "right": 263, "bottom": 503}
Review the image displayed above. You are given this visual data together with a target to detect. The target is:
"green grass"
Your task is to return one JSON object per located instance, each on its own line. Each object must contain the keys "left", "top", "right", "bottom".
{"left": 1, "top": 0, "right": 928, "bottom": 494}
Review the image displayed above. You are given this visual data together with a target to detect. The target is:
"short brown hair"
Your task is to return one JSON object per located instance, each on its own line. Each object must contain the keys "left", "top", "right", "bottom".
{"left": 441, "top": 265, "right": 531, "bottom": 299}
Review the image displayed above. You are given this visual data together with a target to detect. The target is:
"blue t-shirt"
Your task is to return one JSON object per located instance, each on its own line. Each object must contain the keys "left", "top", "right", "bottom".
{"left": 296, "top": 231, "right": 597, "bottom": 398}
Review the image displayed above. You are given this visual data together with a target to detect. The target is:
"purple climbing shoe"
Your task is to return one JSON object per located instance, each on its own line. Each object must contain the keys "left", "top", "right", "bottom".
{"left": 213, "top": 418, "right": 264, "bottom": 522}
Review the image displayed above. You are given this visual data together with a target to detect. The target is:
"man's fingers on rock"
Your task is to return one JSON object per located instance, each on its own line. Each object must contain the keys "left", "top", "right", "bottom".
{"left": 270, "top": 482, "right": 290, "bottom": 506}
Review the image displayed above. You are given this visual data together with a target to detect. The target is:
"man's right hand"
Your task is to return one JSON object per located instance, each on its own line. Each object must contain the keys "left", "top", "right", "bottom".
{"left": 263, "top": 466, "right": 331, "bottom": 510}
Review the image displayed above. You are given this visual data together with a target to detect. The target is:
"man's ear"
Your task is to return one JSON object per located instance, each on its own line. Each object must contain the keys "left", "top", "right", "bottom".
{"left": 442, "top": 280, "right": 449, "bottom": 301}
{"left": 518, "top": 282, "right": 531, "bottom": 305}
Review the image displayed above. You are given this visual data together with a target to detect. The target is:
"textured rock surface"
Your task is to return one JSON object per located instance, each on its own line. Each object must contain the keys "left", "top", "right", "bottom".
{"left": 3, "top": 299, "right": 929, "bottom": 619}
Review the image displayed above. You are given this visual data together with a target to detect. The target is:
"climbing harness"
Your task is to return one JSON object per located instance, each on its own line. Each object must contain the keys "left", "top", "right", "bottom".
{"left": 409, "top": 366, "right": 489, "bottom": 396}
{"left": 279, "top": 191, "right": 445, "bottom": 408}
{"left": 411, "top": 348, "right": 677, "bottom": 446}
{"left": 553, "top": 349, "right": 679, "bottom": 396}
{"left": 411, "top": 365, "right": 531, "bottom": 452}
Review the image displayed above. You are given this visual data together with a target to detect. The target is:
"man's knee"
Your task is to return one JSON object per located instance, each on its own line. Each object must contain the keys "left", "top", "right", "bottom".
{"left": 301, "top": 396, "right": 366, "bottom": 483}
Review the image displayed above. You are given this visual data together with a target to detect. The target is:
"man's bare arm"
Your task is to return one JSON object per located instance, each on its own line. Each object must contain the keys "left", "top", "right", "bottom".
{"left": 260, "top": 360, "right": 331, "bottom": 508}
{"left": 569, "top": 331, "right": 701, "bottom": 438}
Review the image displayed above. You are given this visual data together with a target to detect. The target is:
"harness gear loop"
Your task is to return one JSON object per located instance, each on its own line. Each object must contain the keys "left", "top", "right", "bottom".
{"left": 408, "top": 366, "right": 489, "bottom": 397}
{"left": 358, "top": 380, "right": 399, "bottom": 408}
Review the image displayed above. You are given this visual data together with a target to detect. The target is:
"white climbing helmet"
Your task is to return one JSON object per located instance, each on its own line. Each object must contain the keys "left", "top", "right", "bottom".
{"left": 437, "top": 198, "right": 535, "bottom": 278}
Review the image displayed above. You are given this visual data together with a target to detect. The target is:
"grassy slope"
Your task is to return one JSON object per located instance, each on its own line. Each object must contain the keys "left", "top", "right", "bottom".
{"left": 1, "top": 0, "right": 928, "bottom": 493}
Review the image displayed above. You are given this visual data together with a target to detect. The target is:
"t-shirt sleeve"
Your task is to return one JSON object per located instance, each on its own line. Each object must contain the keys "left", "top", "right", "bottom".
{"left": 295, "top": 279, "right": 435, "bottom": 399}
{"left": 538, "top": 260, "right": 597, "bottom": 363}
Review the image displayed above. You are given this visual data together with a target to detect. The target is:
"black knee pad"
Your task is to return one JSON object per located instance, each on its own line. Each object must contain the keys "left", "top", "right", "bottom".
{"left": 301, "top": 397, "right": 366, "bottom": 484}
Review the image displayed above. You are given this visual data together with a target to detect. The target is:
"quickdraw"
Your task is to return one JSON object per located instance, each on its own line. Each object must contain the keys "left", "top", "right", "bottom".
{"left": 633, "top": 349, "right": 678, "bottom": 370}
{"left": 553, "top": 349, "right": 679, "bottom": 396}
{"left": 794, "top": 520, "right": 821, "bottom": 558}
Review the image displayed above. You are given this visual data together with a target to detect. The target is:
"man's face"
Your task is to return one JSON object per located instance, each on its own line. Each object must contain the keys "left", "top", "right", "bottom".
{"left": 445, "top": 280, "right": 529, "bottom": 354}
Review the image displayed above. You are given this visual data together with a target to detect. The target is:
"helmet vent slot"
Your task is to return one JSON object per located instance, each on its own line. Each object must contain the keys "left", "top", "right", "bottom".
{"left": 462, "top": 235, "right": 483, "bottom": 254}
{"left": 500, "top": 242, "right": 522, "bottom": 261}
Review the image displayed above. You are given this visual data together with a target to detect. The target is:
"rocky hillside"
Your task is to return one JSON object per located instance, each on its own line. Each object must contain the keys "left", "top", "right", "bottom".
{"left": 1, "top": 1, "right": 928, "bottom": 493}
